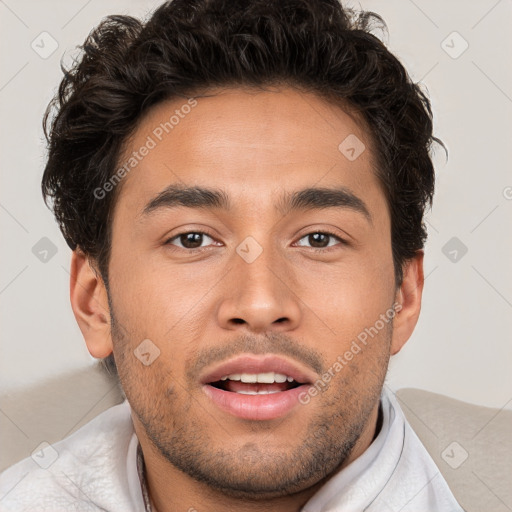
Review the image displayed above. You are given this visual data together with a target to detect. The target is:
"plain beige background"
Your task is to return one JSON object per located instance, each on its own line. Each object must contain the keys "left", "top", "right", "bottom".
{"left": 0, "top": 0, "right": 511, "bottom": 410}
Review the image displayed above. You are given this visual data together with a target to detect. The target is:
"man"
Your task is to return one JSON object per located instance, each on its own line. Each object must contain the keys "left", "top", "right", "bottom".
{"left": 0, "top": 0, "right": 463, "bottom": 510}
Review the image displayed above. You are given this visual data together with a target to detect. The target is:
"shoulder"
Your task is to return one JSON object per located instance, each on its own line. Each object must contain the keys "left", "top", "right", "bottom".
{"left": 0, "top": 400, "right": 142, "bottom": 512}
{"left": 373, "top": 388, "right": 464, "bottom": 511}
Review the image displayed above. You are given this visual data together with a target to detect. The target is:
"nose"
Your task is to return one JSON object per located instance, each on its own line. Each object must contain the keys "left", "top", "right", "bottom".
{"left": 216, "top": 242, "right": 302, "bottom": 334}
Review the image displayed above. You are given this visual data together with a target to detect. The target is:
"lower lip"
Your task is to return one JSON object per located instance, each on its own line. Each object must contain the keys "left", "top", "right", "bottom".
{"left": 203, "top": 384, "right": 309, "bottom": 421}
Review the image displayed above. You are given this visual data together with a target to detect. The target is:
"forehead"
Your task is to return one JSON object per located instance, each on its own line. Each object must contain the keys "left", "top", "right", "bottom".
{"left": 113, "top": 87, "right": 385, "bottom": 220}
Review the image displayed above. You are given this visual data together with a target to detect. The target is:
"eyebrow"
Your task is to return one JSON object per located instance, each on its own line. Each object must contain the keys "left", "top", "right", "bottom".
{"left": 141, "top": 184, "right": 372, "bottom": 224}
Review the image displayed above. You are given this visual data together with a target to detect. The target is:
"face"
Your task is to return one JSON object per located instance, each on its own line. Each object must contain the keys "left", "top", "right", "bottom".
{"left": 102, "top": 87, "right": 401, "bottom": 498}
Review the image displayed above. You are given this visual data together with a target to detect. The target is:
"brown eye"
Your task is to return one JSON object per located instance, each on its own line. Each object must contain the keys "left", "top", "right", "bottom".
{"left": 295, "top": 231, "right": 346, "bottom": 251}
{"left": 166, "top": 231, "right": 215, "bottom": 250}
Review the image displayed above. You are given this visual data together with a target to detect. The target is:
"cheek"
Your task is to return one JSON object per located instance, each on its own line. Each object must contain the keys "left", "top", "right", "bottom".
{"left": 109, "top": 252, "right": 184, "bottom": 332}
{"left": 108, "top": 262, "right": 204, "bottom": 385}
{"left": 302, "top": 253, "right": 394, "bottom": 329}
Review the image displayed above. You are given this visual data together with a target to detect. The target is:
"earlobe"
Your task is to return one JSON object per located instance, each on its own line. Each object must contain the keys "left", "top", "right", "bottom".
{"left": 390, "top": 251, "right": 425, "bottom": 356}
{"left": 70, "top": 250, "right": 113, "bottom": 358}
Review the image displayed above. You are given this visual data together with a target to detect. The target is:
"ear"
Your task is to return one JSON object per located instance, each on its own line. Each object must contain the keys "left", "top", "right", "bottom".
{"left": 70, "top": 250, "right": 113, "bottom": 358}
{"left": 390, "top": 250, "right": 424, "bottom": 356}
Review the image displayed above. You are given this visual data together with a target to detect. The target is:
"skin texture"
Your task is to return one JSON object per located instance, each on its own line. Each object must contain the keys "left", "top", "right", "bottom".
{"left": 70, "top": 87, "right": 424, "bottom": 512}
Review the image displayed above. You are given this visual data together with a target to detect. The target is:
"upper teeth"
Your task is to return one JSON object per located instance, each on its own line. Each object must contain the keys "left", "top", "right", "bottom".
{"left": 220, "top": 372, "right": 294, "bottom": 383}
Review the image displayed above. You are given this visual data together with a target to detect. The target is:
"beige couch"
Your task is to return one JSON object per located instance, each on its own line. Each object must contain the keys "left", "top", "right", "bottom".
{"left": 1, "top": 364, "right": 510, "bottom": 511}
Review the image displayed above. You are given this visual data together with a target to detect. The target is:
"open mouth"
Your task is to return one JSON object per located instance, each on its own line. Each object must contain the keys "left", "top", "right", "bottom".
{"left": 201, "top": 357, "right": 315, "bottom": 420}
{"left": 208, "top": 372, "right": 304, "bottom": 395}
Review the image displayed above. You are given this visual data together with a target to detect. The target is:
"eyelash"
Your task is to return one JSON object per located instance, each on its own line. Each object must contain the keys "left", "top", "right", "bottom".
{"left": 164, "top": 229, "right": 347, "bottom": 253}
